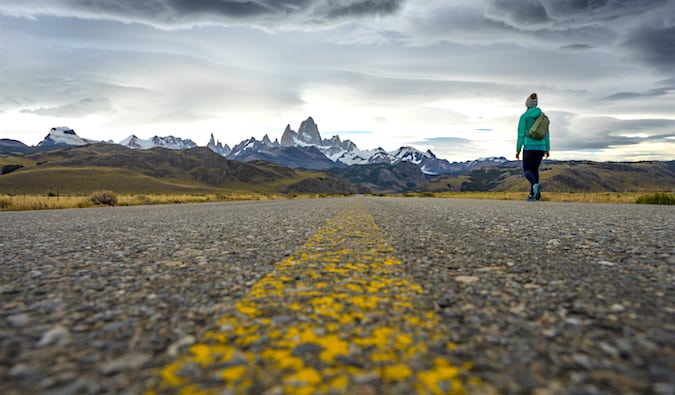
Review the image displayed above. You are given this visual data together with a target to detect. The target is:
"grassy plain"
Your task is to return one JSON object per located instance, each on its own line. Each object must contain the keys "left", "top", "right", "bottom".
{"left": 0, "top": 192, "right": 327, "bottom": 211}
{"left": 400, "top": 191, "right": 672, "bottom": 204}
{"left": 1, "top": 145, "right": 672, "bottom": 210}
{"left": 2, "top": 191, "right": 671, "bottom": 211}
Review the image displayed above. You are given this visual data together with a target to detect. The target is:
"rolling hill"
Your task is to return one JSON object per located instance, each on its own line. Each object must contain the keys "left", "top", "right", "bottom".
{"left": 427, "top": 161, "right": 675, "bottom": 193}
{"left": 0, "top": 143, "right": 355, "bottom": 195}
{"left": 1, "top": 144, "right": 673, "bottom": 196}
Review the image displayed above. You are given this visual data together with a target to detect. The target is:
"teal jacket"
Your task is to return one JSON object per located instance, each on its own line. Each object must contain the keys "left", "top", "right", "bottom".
{"left": 517, "top": 107, "right": 550, "bottom": 152}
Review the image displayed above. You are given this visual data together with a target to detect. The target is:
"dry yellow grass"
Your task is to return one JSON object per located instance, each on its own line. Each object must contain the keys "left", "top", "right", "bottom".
{"left": 0, "top": 194, "right": 88, "bottom": 211}
{"left": 401, "top": 191, "right": 666, "bottom": 204}
{"left": 2, "top": 191, "right": 668, "bottom": 212}
{"left": 0, "top": 192, "right": 325, "bottom": 211}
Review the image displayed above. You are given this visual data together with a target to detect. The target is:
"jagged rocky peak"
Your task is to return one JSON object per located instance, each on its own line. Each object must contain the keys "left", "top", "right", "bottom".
{"left": 120, "top": 135, "right": 142, "bottom": 149}
{"left": 229, "top": 136, "right": 267, "bottom": 156}
{"left": 326, "top": 134, "right": 342, "bottom": 144}
{"left": 280, "top": 124, "right": 297, "bottom": 146}
{"left": 297, "top": 117, "right": 322, "bottom": 145}
{"left": 262, "top": 134, "right": 273, "bottom": 145}
{"left": 207, "top": 133, "right": 231, "bottom": 156}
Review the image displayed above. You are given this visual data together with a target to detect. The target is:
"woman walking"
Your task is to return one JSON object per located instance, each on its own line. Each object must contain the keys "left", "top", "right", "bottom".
{"left": 516, "top": 92, "right": 550, "bottom": 201}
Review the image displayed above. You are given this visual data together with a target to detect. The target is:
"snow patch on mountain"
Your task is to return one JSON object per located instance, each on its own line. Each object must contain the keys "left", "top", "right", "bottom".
{"left": 37, "top": 127, "right": 93, "bottom": 147}
{"left": 229, "top": 136, "right": 278, "bottom": 157}
{"left": 119, "top": 135, "right": 197, "bottom": 150}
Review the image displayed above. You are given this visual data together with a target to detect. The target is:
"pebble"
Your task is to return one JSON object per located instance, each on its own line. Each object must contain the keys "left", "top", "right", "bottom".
{"left": 100, "top": 352, "right": 151, "bottom": 375}
{"left": 36, "top": 325, "right": 71, "bottom": 347}
{"left": 598, "top": 342, "right": 619, "bottom": 358}
{"left": 455, "top": 275, "right": 479, "bottom": 284}
{"left": 167, "top": 335, "right": 196, "bottom": 357}
{"left": 572, "top": 353, "right": 593, "bottom": 370}
{"left": 7, "top": 313, "right": 31, "bottom": 327}
{"left": 546, "top": 239, "right": 561, "bottom": 248}
{"left": 292, "top": 342, "right": 325, "bottom": 356}
{"left": 7, "top": 364, "right": 45, "bottom": 380}
{"left": 609, "top": 303, "right": 625, "bottom": 313}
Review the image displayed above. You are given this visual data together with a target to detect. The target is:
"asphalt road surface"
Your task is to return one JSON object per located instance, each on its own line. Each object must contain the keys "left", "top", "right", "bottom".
{"left": 1, "top": 197, "right": 673, "bottom": 394}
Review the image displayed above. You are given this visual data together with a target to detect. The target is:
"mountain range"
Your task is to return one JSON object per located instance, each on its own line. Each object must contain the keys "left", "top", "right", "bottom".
{"left": 2, "top": 120, "right": 673, "bottom": 196}
{"left": 1, "top": 143, "right": 673, "bottom": 196}
{"left": 0, "top": 118, "right": 514, "bottom": 175}
{"left": 0, "top": 143, "right": 357, "bottom": 195}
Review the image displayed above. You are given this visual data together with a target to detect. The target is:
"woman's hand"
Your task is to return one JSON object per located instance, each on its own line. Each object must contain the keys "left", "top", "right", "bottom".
{"left": 516, "top": 152, "right": 520, "bottom": 160}
{"left": 545, "top": 151, "right": 550, "bottom": 158}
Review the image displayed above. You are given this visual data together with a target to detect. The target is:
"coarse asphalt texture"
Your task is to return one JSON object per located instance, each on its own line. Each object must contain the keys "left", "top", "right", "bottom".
{"left": 1, "top": 196, "right": 673, "bottom": 394}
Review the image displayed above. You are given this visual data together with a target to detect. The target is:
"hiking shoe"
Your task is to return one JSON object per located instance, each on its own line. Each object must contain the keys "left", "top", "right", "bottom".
{"left": 533, "top": 183, "right": 541, "bottom": 201}
{"left": 526, "top": 194, "right": 536, "bottom": 202}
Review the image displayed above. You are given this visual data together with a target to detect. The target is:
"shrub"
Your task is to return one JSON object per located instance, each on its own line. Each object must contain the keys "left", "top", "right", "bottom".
{"left": 1, "top": 164, "right": 23, "bottom": 175}
{"left": 636, "top": 193, "right": 674, "bottom": 205}
{"left": 89, "top": 191, "right": 118, "bottom": 206}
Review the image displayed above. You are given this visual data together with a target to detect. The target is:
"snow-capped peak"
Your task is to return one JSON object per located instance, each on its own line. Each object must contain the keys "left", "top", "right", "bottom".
{"left": 37, "top": 127, "right": 91, "bottom": 147}
{"left": 119, "top": 135, "right": 197, "bottom": 150}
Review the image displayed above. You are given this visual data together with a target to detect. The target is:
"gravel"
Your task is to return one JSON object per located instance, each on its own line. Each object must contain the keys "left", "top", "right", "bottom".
{"left": 369, "top": 197, "right": 674, "bottom": 395}
{"left": 1, "top": 197, "right": 673, "bottom": 394}
{"left": 1, "top": 200, "right": 341, "bottom": 394}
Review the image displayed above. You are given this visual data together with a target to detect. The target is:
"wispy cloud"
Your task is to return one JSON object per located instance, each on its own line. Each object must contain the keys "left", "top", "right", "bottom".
{"left": 21, "top": 97, "right": 113, "bottom": 118}
{"left": 0, "top": 0, "right": 673, "bottom": 160}
{"left": 0, "top": 0, "right": 405, "bottom": 29}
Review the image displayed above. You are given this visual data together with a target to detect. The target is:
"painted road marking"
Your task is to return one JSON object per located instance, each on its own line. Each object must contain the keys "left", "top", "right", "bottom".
{"left": 149, "top": 204, "right": 478, "bottom": 394}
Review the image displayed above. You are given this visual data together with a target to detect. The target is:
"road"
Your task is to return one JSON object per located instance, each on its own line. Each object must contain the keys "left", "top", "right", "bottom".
{"left": 1, "top": 197, "right": 673, "bottom": 394}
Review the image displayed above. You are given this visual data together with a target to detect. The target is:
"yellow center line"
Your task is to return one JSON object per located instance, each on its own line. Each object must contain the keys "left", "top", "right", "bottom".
{"left": 149, "top": 204, "right": 479, "bottom": 394}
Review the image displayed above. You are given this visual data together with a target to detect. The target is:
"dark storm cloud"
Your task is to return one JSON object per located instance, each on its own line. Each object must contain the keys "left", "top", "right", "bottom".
{"left": 603, "top": 87, "right": 675, "bottom": 101}
{"left": 560, "top": 43, "right": 592, "bottom": 50}
{"left": 624, "top": 25, "right": 675, "bottom": 72}
{"left": 482, "top": 0, "right": 675, "bottom": 75}
{"left": 557, "top": 132, "right": 675, "bottom": 151}
{"left": 489, "top": 0, "right": 668, "bottom": 26}
{"left": 319, "top": 0, "right": 404, "bottom": 18}
{"left": 488, "top": 0, "right": 549, "bottom": 24}
{"left": 0, "top": 0, "right": 404, "bottom": 28}
{"left": 168, "top": 0, "right": 308, "bottom": 18}
{"left": 555, "top": 117, "right": 675, "bottom": 151}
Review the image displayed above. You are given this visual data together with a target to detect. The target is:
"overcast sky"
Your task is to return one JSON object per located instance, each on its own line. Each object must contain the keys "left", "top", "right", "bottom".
{"left": 1, "top": 0, "right": 674, "bottom": 161}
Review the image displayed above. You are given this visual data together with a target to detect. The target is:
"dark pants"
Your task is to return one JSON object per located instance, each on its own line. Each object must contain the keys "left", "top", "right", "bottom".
{"left": 523, "top": 150, "right": 545, "bottom": 195}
